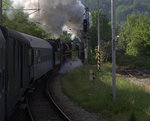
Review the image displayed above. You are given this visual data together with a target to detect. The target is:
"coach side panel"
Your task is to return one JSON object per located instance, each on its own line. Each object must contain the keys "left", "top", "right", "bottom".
{"left": 0, "top": 29, "right": 6, "bottom": 121}
{"left": 32, "top": 48, "right": 53, "bottom": 81}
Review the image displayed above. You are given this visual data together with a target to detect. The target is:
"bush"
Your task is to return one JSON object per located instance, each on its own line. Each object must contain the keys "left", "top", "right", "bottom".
{"left": 129, "top": 113, "right": 137, "bottom": 121}
{"left": 117, "top": 54, "right": 150, "bottom": 70}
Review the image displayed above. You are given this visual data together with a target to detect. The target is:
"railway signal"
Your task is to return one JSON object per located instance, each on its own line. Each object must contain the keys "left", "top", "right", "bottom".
{"left": 83, "top": 32, "right": 87, "bottom": 39}
{"left": 83, "top": 19, "right": 88, "bottom": 33}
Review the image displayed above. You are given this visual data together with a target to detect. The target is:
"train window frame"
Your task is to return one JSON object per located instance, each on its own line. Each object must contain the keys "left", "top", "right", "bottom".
{"left": 25, "top": 45, "right": 27, "bottom": 66}
{"left": 22, "top": 45, "right": 25, "bottom": 67}
{"left": 24, "top": 45, "right": 27, "bottom": 66}
{"left": 35, "top": 49, "right": 38, "bottom": 57}
{"left": 17, "top": 44, "right": 19, "bottom": 72}
{"left": 38, "top": 50, "right": 40, "bottom": 56}
{"left": 13, "top": 40, "right": 16, "bottom": 73}
{"left": 28, "top": 48, "right": 33, "bottom": 66}
{"left": 38, "top": 57, "right": 41, "bottom": 64}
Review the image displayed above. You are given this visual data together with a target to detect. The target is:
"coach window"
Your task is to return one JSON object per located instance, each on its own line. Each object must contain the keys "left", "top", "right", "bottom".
{"left": 35, "top": 49, "right": 38, "bottom": 57}
{"left": 38, "top": 50, "right": 40, "bottom": 56}
{"left": 13, "top": 40, "right": 16, "bottom": 73}
{"left": 28, "top": 48, "right": 32, "bottom": 66}
{"left": 25, "top": 45, "right": 27, "bottom": 66}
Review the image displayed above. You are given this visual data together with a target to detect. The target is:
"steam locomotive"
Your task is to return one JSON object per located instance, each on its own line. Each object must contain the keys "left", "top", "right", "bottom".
{"left": 0, "top": 26, "right": 84, "bottom": 121}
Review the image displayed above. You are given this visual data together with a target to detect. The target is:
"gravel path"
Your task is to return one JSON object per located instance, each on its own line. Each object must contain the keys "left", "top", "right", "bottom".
{"left": 49, "top": 76, "right": 105, "bottom": 121}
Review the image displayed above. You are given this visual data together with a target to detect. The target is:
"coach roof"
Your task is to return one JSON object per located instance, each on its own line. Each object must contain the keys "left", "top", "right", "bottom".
{"left": 19, "top": 32, "right": 52, "bottom": 49}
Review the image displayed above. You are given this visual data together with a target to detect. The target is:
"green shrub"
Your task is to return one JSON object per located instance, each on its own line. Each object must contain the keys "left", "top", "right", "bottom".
{"left": 117, "top": 54, "right": 150, "bottom": 70}
{"left": 129, "top": 113, "right": 137, "bottom": 121}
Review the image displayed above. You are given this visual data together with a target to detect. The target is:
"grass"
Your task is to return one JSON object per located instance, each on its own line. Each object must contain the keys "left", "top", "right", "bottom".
{"left": 61, "top": 63, "right": 150, "bottom": 121}
{"left": 116, "top": 54, "right": 150, "bottom": 70}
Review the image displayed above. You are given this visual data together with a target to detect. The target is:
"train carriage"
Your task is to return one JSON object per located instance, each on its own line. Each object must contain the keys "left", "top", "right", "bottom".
{"left": 0, "top": 26, "right": 31, "bottom": 117}
{"left": 0, "top": 26, "right": 53, "bottom": 119}
{"left": 0, "top": 26, "right": 84, "bottom": 121}
{"left": 0, "top": 27, "right": 6, "bottom": 121}
{"left": 21, "top": 33, "right": 53, "bottom": 81}
{"left": 46, "top": 39, "right": 61, "bottom": 73}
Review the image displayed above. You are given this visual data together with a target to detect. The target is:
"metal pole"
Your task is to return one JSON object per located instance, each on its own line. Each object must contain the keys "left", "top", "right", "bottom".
{"left": 86, "top": 7, "right": 90, "bottom": 64}
{"left": 97, "top": 0, "right": 100, "bottom": 50}
{"left": 38, "top": 0, "right": 40, "bottom": 10}
{"left": 84, "top": 7, "right": 89, "bottom": 64}
{"left": 0, "top": 0, "right": 2, "bottom": 25}
{"left": 111, "top": 0, "right": 116, "bottom": 100}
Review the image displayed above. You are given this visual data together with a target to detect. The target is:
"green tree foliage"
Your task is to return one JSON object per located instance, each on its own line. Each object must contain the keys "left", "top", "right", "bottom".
{"left": 3, "top": 9, "right": 49, "bottom": 39}
{"left": 118, "top": 15, "right": 150, "bottom": 56}
{"left": 2, "top": 0, "right": 12, "bottom": 9}
{"left": 81, "top": 0, "right": 150, "bottom": 23}
{"left": 2, "top": 0, "right": 53, "bottom": 39}
{"left": 117, "top": 15, "right": 150, "bottom": 70}
{"left": 88, "top": 11, "right": 112, "bottom": 62}
{"left": 89, "top": 11, "right": 111, "bottom": 50}
{"left": 60, "top": 31, "right": 72, "bottom": 42}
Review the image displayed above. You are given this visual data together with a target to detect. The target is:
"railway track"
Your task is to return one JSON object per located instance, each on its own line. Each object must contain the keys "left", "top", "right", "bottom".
{"left": 120, "top": 70, "right": 150, "bottom": 78}
{"left": 26, "top": 73, "right": 71, "bottom": 121}
{"left": 9, "top": 73, "right": 71, "bottom": 121}
{"left": 8, "top": 95, "right": 33, "bottom": 121}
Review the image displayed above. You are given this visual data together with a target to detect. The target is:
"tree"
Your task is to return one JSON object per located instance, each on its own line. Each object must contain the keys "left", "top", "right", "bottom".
{"left": 118, "top": 14, "right": 150, "bottom": 56}
{"left": 3, "top": 9, "right": 50, "bottom": 39}
{"left": 88, "top": 11, "right": 112, "bottom": 61}
{"left": 89, "top": 11, "right": 111, "bottom": 49}
{"left": 81, "top": 0, "right": 150, "bottom": 23}
{"left": 118, "top": 14, "right": 138, "bottom": 50}
{"left": 60, "top": 31, "right": 72, "bottom": 42}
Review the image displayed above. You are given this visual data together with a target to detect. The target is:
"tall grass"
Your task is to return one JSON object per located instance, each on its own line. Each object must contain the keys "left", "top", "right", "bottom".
{"left": 61, "top": 63, "right": 150, "bottom": 121}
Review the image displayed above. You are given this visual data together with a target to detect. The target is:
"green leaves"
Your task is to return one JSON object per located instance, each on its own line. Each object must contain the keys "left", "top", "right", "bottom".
{"left": 119, "top": 15, "right": 150, "bottom": 56}
{"left": 60, "top": 31, "right": 72, "bottom": 42}
{"left": 81, "top": 0, "right": 150, "bottom": 23}
{"left": 89, "top": 11, "right": 111, "bottom": 49}
{"left": 3, "top": 8, "right": 51, "bottom": 39}
{"left": 88, "top": 11, "right": 112, "bottom": 62}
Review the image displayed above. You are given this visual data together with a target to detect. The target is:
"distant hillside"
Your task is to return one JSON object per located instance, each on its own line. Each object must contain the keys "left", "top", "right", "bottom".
{"left": 81, "top": 0, "right": 150, "bottom": 23}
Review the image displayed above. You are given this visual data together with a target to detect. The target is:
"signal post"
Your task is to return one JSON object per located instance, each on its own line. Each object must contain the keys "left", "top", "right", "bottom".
{"left": 83, "top": 7, "right": 89, "bottom": 64}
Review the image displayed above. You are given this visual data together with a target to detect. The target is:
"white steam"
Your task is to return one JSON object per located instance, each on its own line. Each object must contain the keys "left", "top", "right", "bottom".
{"left": 59, "top": 59, "right": 82, "bottom": 74}
{"left": 12, "top": 0, "right": 92, "bottom": 38}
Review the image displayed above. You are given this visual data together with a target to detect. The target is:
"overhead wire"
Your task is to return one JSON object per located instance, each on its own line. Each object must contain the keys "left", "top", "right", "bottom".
{"left": 2, "top": 0, "right": 41, "bottom": 26}
{"left": 2, "top": 0, "right": 40, "bottom": 17}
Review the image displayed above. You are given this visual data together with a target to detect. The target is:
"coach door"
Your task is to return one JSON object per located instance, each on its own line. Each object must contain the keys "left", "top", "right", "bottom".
{"left": 0, "top": 29, "right": 6, "bottom": 121}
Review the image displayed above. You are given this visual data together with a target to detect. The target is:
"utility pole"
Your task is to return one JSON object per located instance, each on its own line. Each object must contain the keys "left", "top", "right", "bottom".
{"left": 83, "top": 7, "right": 89, "bottom": 64}
{"left": 97, "top": 0, "right": 101, "bottom": 71}
{"left": 97, "top": 0, "right": 100, "bottom": 50}
{"left": 85, "top": 7, "right": 89, "bottom": 63}
{"left": 0, "top": 0, "right": 2, "bottom": 25}
{"left": 111, "top": 0, "right": 116, "bottom": 100}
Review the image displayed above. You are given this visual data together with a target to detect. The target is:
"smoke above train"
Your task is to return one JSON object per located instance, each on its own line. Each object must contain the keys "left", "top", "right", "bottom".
{"left": 12, "top": 0, "right": 92, "bottom": 38}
